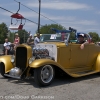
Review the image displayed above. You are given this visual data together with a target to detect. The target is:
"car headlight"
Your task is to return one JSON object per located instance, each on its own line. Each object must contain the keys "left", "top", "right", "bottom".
{"left": 11, "top": 55, "right": 15, "bottom": 63}
{"left": 29, "top": 57, "right": 35, "bottom": 64}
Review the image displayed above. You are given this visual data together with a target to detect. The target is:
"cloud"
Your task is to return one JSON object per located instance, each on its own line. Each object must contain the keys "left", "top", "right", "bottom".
{"left": 96, "top": 11, "right": 100, "bottom": 14}
{"left": 20, "top": 12, "right": 38, "bottom": 18}
{"left": 1, "top": 12, "right": 11, "bottom": 16}
{"left": 59, "top": 19, "right": 98, "bottom": 26}
{"left": 0, "top": 17, "right": 10, "bottom": 23}
{"left": 63, "top": 24, "right": 99, "bottom": 33}
{"left": 61, "top": 20, "right": 99, "bottom": 33}
{"left": 85, "top": 28, "right": 100, "bottom": 31}
{"left": 76, "top": 20, "right": 97, "bottom": 25}
{"left": 40, "top": 12, "right": 98, "bottom": 26}
{"left": 0, "top": 0, "right": 99, "bottom": 35}
{"left": 27, "top": 1, "right": 92, "bottom": 10}
{"left": 41, "top": 12, "right": 76, "bottom": 21}
{"left": 0, "top": 2, "right": 16, "bottom": 7}
{"left": 40, "top": 13, "right": 99, "bottom": 33}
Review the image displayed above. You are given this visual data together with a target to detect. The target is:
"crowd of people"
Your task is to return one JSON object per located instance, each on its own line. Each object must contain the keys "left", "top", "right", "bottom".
{"left": 26, "top": 33, "right": 40, "bottom": 47}
{"left": 3, "top": 33, "right": 20, "bottom": 55}
{"left": 3, "top": 33, "right": 40, "bottom": 55}
{"left": 2, "top": 32, "right": 90, "bottom": 55}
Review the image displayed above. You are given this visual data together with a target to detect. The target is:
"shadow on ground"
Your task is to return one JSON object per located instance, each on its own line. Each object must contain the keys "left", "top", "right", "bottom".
{"left": 0, "top": 73, "right": 100, "bottom": 88}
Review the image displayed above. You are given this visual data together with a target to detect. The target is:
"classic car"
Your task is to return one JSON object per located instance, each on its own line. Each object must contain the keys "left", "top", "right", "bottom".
{"left": 0, "top": 30, "right": 100, "bottom": 86}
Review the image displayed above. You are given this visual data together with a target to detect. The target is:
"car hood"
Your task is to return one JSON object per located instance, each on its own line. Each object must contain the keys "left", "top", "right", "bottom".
{"left": 39, "top": 42, "right": 67, "bottom": 47}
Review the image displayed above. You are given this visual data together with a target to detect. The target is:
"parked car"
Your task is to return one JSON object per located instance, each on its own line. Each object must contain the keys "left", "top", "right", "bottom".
{"left": 0, "top": 30, "right": 100, "bottom": 86}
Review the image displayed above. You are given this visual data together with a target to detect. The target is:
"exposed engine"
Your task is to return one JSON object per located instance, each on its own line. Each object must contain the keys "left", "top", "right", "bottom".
{"left": 33, "top": 47, "right": 54, "bottom": 60}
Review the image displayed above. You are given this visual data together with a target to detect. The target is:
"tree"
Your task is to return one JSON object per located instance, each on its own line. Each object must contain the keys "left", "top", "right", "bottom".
{"left": 0, "top": 23, "right": 9, "bottom": 43}
{"left": 39, "top": 24, "right": 77, "bottom": 40}
{"left": 70, "top": 32, "right": 76, "bottom": 40}
{"left": 88, "top": 32, "right": 99, "bottom": 42}
{"left": 38, "top": 24, "right": 66, "bottom": 34}
{"left": 8, "top": 32, "right": 15, "bottom": 42}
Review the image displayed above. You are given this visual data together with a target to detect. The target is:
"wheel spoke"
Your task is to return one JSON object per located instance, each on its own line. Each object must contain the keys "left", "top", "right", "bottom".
{"left": 40, "top": 65, "right": 53, "bottom": 83}
{"left": 41, "top": 68, "right": 49, "bottom": 80}
{"left": 42, "top": 72, "right": 47, "bottom": 80}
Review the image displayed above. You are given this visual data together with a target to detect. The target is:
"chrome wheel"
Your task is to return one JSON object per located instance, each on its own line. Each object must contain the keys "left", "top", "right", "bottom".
{"left": 41, "top": 65, "right": 54, "bottom": 83}
{"left": 34, "top": 65, "right": 55, "bottom": 86}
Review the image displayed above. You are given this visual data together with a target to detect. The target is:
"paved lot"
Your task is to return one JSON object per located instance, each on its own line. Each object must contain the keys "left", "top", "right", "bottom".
{"left": 0, "top": 73, "right": 100, "bottom": 100}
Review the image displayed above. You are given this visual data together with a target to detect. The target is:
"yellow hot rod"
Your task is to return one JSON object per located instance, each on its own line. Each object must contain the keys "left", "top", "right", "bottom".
{"left": 0, "top": 32, "right": 100, "bottom": 86}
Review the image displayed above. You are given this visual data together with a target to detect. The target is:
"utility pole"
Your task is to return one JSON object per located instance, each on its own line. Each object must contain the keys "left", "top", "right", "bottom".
{"left": 24, "top": 32, "right": 25, "bottom": 43}
{"left": 38, "top": 0, "right": 41, "bottom": 34}
{"left": 13, "top": 30, "right": 15, "bottom": 42}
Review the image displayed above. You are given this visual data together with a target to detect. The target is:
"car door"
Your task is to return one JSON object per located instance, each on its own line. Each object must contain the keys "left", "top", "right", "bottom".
{"left": 69, "top": 44, "right": 89, "bottom": 68}
{"left": 58, "top": 43, "right": 71, "bottom": 69}
{"left": 86, "top": 43, "right": 100, "bottom": 68}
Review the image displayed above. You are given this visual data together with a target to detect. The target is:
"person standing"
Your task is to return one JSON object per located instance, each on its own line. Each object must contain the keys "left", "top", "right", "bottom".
{"left": 34, "top": 33, "right": 40, "bottom": 47}
{"left": 14, "top": 33, "right": 20, "bottom": 48}
{"left": 27, "top": 34, "right": 34, "bottom": 48}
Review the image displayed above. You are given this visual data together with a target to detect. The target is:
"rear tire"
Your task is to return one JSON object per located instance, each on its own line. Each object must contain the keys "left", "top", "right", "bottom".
{"left": 34, "top": 65, "right": 55, "bottom": 86}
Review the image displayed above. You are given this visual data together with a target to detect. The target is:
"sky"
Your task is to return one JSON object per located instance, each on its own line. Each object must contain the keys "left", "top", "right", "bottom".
{"left": 0, "top": 0, "right": 100, "bottom": 35}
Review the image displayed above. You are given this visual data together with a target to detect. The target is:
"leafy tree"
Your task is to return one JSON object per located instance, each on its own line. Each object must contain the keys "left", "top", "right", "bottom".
{"left": 70, "top": 32, "right": 76, "bottom": 40}
{"left": 39, "top": 24, "right": 66, "bottom": 34}
{"left": 88, "top": 32, "right": 99, "bottom": 42}
{"left": 39, "top": 24, "right": 77, "bottom": 40}
{"left": 8, "top": 32, "right": 15, "bottom": 42}
{"left": 0, "top": 23, "right": 9, "bottom": 43}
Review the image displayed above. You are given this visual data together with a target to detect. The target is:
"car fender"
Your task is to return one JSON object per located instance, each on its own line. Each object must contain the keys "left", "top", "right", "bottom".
{"left": 95, "top": 53, "right": 100, "bottom": 71}
{"left": 0, "top": 55, "right": 14, "bottom": 73}
{"left": 29, "top": 59, "right": 61, "bottom": 68}
{"left": 29, "top": 59, "right": 71, "bottom": 75}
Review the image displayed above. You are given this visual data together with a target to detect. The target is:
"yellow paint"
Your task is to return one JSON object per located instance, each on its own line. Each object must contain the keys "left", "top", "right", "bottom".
{"left": 1, "top": 42, "right": 100, "bottom": 77}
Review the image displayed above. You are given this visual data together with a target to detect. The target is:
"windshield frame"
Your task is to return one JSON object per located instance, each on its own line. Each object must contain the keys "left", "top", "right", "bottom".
{"left": 40, "top": 33, "right": 70, "bottom": 43}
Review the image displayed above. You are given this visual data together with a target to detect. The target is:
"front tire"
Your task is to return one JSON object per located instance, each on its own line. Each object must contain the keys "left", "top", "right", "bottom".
{"left": 34, "top": 65, "right": 55, "bottom": 86}
{"left": 0, "top": 62, "right": 8, "bottom": 78}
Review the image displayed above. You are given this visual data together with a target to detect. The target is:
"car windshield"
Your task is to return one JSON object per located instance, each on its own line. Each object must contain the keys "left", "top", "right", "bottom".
{"left": 40, "top": 33, "right": 69, "bottom": 42}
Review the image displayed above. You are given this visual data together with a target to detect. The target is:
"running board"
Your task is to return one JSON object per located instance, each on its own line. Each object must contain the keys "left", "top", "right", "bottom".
{"left": 70, "top": 70, "right": 98, "bottom": 77}
{"left": 4, "top": 74, "right": 21, "bottom": 79}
